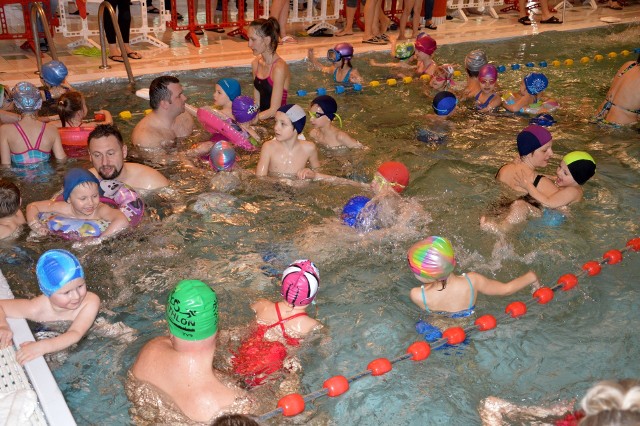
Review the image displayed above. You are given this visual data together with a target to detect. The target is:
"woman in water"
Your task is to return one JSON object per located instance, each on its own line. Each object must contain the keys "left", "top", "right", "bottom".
{"left": 594, "top": 54, "right": 640, "bottom": 126}
{"left": 249, "top": 18, "right": 290, "bottom": 121}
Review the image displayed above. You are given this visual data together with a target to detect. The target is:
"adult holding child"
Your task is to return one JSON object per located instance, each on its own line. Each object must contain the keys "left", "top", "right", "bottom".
{"left": 249, "top": 18, "right": 291, "bottom": 121}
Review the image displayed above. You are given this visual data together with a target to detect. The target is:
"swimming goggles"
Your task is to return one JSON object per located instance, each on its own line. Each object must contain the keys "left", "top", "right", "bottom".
{"left": 327, "top": 49, "right": 351, "bottom": 63}
{"left": 479, "top": 78, "right": 496, "bottom": 84}
{"left": 308, "top": 110, "right": 326, "bottom": 119}
{"left": 372, "top": 173, "right": 405, "bottom": 190}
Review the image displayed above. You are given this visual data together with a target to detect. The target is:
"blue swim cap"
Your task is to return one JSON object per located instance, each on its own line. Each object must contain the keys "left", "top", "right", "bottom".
{"left": 341, "top": 195, "right": 370, "bottom": 227}
{"left": 524, "top": 73, "right": 548, "bottom": 95}
{"left": 11, "top": 82, "right": 42, "bottom": 112}
{"left": 41, "top": 60, "right": 68, "bottom": 86}
{"left": 529, "top": 113, "right": 556, "bottom": 127}
{"left": 432, "top": 91, "right": 457, "bottom": 116}
{"left": 63, "top": 168, "right": 100, "bottom": 201}
{"left": 36, "top": 249, "right": 84, "bottom": 297}
{"left": 217, "top": 78, "right": 241, "bottom": 102}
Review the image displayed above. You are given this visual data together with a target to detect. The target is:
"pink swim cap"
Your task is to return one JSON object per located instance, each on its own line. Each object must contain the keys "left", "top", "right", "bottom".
{"left": 478, "top": 64, "right": 498, "bottom": 81}
{"left": 415, "top": 35, "right": 437, "bottom": 55}
{"left": 281, "top": 260, "right": 320, "bottom": 306}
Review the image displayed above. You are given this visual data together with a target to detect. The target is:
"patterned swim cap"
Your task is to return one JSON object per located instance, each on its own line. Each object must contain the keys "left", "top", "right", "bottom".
{"left": 524, "top": 73, "right": 548, "bottom": 95}
{"left": 231, "top": 95, "right": 259, "bottom": 123}
{"left": 377, "top": 161, "right": 410, "bottom": 193}
{"left": 395, "top": 42, "right": 416, "bottom": 60}
{"left": 407, "top": 236, "right": 456, "bottom": 282}
{"left": 41, "top": 60, "right": 68, "bottom": 86}
{"left": 563, "top": 151, "right": 596, "bottom": 185}
{"left": 465, "top": 50, "right": 488, "bottom": 73}
{"left": 36, "top": 249, "right": 84, "bottom": 297}
{"left": 166, "top": 280, "right": 219, "bottom": 341}
{"left": 11, "top": 82, "right": 42, "bottom": 112}
{"left": 281, "top": 260, "right": 320, "bottom": 306}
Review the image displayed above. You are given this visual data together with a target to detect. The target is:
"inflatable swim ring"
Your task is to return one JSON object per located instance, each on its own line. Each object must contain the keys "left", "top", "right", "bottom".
{"left": 197, "top": 107, "right": 256, "bottom": 152}
{"left": 58, "top": 126, "right": 92, "bottom": 147}
{"left": 44, "top": 179, "right": 144, "bottom": 239}
{"left": 502, "top": 92, "right": 559, "bottom": 114}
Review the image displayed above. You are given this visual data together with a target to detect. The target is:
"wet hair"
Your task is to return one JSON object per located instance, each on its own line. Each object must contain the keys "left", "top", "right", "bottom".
{"left": 88, "top": 124, "right": 124, "bottom": 147}
{"left": 57, "top": 91, "right": 84, "bottom": 127}
{"left": 0, "top": 179, "right": 21, "bottom": 218}
{"left": 580, "top": 379, "right": 640, "bottom": 426}
{"left": 250, "top": 18, "right": 280, "bottom": 53}
{"left": 149, "top": 75, "right": 180, "bottom": 110}
{"left": 211, "top": 414, "right": 261, "bottom": 426}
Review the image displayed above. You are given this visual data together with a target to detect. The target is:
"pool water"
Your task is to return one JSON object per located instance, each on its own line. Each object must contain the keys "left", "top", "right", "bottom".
{"left": 1, "top": 24, "right": 639, "bottom": 425}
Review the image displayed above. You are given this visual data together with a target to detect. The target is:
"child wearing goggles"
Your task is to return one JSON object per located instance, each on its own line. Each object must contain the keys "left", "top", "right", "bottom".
{"left": 307, "top": 43, "right": 364, "bottom": 85}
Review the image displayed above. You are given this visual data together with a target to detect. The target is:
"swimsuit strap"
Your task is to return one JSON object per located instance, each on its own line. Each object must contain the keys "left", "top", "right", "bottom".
{"left": 462, "top": 273, "right": 475, "bottom": 310}
{"left": 475, "top": 91, "right": 482, "bottom": 101}
{"left": 618, "top": 61, "right": 637, "bottom": 77}
{"left": 270, "top": 303, "right": 308, "bottom": 333}
{"left": 533, "top": 174, "right": 543, "bottom": 187}
{"left": 343, "top": 67, "right": 352, "bottom": 83}
{"left": 13, "top": 122, "right": 34, "bottom": 149}
{"left": 420, "top": 284, "right": 431, "bottom": 313}
{"left": 266, "top": 58, "right": 280, "bottom": 86}
{"left": 33, "top": 122, "right": 47, "bottom": 149}
{"left": 333, "top": 67, "right": 338, "bottom": 82}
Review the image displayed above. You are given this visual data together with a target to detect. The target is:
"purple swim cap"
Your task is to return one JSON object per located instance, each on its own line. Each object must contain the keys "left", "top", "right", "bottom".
{"left": 231, "top": 95, "right": 259, "bottom": 123}
{"left": 478, "top": 64, "right": 498, "bottom": 81}
{"left": 281, "top": 260, "right": 320, "bottom": 306}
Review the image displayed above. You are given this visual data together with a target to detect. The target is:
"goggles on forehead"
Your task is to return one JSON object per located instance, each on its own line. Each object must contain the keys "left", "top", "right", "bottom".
{"left": 327, "top": 49, "right": 351, "bottom": 63}
{"left": 372, "top": 173, "right": 406, "bottom": 190}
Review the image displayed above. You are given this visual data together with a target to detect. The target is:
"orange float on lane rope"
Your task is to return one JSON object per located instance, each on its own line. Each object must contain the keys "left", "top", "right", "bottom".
{"left": 407, "top": 341, "right": 431, "bottom": 361}
{"left": 323, "top": 376, "right": 349, "bottom": 397}
{"left": 627, "top": 238, "right": 640, "bottom": 252}
{"left": 442, "top": 327, "right": 465, "bottom": 344}
{"left": 582, "top": 261, "right": 601, "bottom": 276}
{"left": 474, "top": 314, "right": 497, "bottom": 331}
{"left": 534, "top": 287, "right": 554, "bottom": 304}
{"left": 558, "top": 273, "right": 578, "bottom": 291}
{"left": 368, "top": 358, "right": 392, "bottom": 376}
{"left": 603, "top": 249, "right": 622, "bottom": 265}
{"left": 506, "top": 301, "right": 527, "bottom": 318}
{"left": 277, "top": 393, "right": 305, "bottom": 417}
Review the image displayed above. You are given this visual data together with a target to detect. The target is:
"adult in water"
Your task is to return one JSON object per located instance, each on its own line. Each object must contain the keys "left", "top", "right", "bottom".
{"left": 131, "top": 75, "right": 194, "bottom": 149}
{"left": 88, "top": 124, "right": 169, "bottom": 191}
{"left": 594, "top": 54, "right": 640, "bottom": 126}
{"left": 248, "top": 18, "right": 290, "bottom": 121}
{"left": 128, "top": 280, "right": 251, "bottom": 423}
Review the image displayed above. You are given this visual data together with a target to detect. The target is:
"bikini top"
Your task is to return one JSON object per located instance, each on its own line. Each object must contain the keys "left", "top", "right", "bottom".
{"left": 10, "top": 122, "right": 51, "bottom": 165}
{"left": 420, "top": 273, "right": 476, "bottom": 314}
{"left": 333, "top": 67, "right": 353, "bottom": 84}
{"left": 475, "top": 91, "right": 496, "bottom": 110}
{"left": 253, "top": 58, "right": 288, "bottom": 112}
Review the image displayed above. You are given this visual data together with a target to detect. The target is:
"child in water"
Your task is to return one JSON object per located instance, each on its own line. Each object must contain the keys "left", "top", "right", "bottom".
{"left": 475, "top": 64, "right": 502, "bottom": 112}
{"left": 26, "top": 168, "right": 128, "bottom": 238}
{"left": 462, "top": 50, "right": 488, "bottom": 100}
{"left": 52, "top": 91, "right": 113, "bottom": 128}
{"left": 408, "top": 236, "right": 539, "bottom": 315}
{"left": 429, "top": 64, "right": 456, "bottom": 92}
{"left": 502, "top": 72, "right": 557, "bottom": 114}
{"left": 307, "top": 43, "right": 364, "bottom": 85}
{"left": 213, "top": 78, "right": 241, "bottom": 119}
{"left": 514, "top": 151, "right": 596, "bottom": 208}
{"left": 371, "top": 35, "right": 438, "bottom": 77}
{"left": 255, "top": 104, "right": 320, "bottom": 179}
{"left": 39, "top": 60, "right": 73, "bottom": 103}
{"left": 0, "top": 179, "right": 26, "bottom": 239}
{"left": 231, "top": 259, "right": 323, "bottom": 387}
{"left": 308, "top": 95, "right": 364, "bottom": 150}
{"left": 0, "top": 249, "right": 100, "bottom": 365}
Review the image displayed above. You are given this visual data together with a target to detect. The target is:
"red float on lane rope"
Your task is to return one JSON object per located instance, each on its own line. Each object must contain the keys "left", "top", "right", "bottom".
{"left": 442, "top": 327, "right": 465, "bottom": 344}
{"left": 603, "top": 249, "right": 623, "bottom": 265}
{"left": 475, "top": 314, "right": 497, "bottom": 331}
{"left": 558, "top": 273, "right": 578, "bottom": 291}
{"left": 277, "top": 393, "right": 305, "bottom": 417}
{"left": 407, "top": 341, "right": 431, "bottom": 361}
{"left": 582, "top": 261, "right": 601, "bottom": 276}
{"left": 506, "top": 301, "right": 527, "bottom": 318}
{"left": 323, "top": 375, "right": 349, "bottom": 397}
{"left": 368, "top": 358, "right": 392, "bottom": 376}
{"left": 533, "top": 287, "right": 554, "bottom": 304}
{"left": 627, "top": 238, "right": 640, "bottom": 251}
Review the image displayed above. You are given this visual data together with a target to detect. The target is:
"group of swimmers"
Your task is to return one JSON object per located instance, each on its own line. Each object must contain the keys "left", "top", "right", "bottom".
{"left": 0, "top": 16, "right": 637, "bottom": 425}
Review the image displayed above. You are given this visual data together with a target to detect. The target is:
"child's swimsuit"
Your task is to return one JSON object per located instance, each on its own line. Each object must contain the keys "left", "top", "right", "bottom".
{"left": 10, "top": 122, "right": 51, "bottom": 165}
{"left": 333, "top": 67, "right": 352, "bottom": 83}
{"left": 231, "top": 304, "right": 307, "bottom": 387}
{"left": 421, "top": 273, "right": 476, "bottom": 317}
{"left": 475, "top": 90, "right": 496, "bottom": 110}
{"left": 253, "top": 58, "right": 288, "bottom": 112}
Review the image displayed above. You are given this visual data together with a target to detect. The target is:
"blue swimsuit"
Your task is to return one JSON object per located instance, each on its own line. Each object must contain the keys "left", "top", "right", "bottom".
{"left": 475, "top": 91, "right": 496, "bottom": 110}
{"left": 421, "top": 273, "right": 476, "bottom": 318}
{"left": 333, "top": 67, "right": 352, "bottom": 84}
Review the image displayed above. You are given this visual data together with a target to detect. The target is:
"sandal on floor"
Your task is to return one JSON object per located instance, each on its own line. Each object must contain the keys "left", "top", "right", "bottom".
{"left": 147, "top": 6, "right": 160, "bottom": 13}
{"left": 362, "top": 36, "right": 386, "bottom": 45}
{"left": 127, "top": 51, "right": 142, "bottom": 60}
{"left": 540, "top": 15, "right": 562, "bottom": 23}
{"left": 518, "top": 16, "right": 532, "bottom": 25}
{"left": 206, "top": 26, "right": 225, "bottom": 33}
{"left": 109, "top": 55, "right": 124, "bottom": 63}
{"left": 424, "top": 23, "right": 437, "bottom": 30}
{"left": 607, "top": 1, "right": 623, "bottom": 9}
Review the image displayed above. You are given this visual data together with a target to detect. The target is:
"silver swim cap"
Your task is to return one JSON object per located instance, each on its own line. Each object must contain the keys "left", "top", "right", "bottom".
{"left": 11, "top": 82, "right": 42, "bottom": 112}
{"left": 465, "top": 50, "right": 488, "bottom": 73}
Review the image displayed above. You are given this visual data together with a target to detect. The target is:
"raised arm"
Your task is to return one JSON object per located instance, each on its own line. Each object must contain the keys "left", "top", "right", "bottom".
{"left": 307, "top": 48, "right": 332, "bottom": 74}
{"left": 472, "top": 270, "right": 539, "bottom": 296}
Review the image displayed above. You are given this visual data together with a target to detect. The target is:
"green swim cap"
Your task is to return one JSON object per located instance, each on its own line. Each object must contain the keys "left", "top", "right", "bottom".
{"left": 166, "top": 280, "right": 218, "bottom": 341}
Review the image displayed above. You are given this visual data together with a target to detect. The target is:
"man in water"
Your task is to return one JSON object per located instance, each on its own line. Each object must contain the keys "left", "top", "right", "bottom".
{"left": 128, "top": 280, "right": 249, "bottom": 423}
{"left": 88, "top": 124, "right": 169, "bottom": 190}
{"left": 131, "top": 75, "right": 194, "bottom": 149}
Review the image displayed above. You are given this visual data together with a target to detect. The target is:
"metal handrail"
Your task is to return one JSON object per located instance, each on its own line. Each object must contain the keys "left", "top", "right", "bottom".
{"left": 97, "top": 1, "right": 135, "bottom": 85}
{"left": 29, "top": 2, "right": 58, "bottom": 76}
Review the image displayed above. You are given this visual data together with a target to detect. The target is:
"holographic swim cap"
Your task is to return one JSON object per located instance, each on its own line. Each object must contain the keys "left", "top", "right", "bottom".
{"left": 11, "top": 82, "right": 42, "bottom": 112}
{"left": 281, "top": 260, "right": 320, "bottom": 306}
{"left": 432, "top": 91, "right": 457, "bottom": 116}
{"left": 563, "top": 151, "right": 596, "bottom": 185}
{"left": 524, "top": 73, "right": 548, "bottom": 95}
{"left": 36, "top": 249, "right": 84, "bottom": 297}
{"left": 395, "top": 42, "right": 416, "bottom": 60}
{"left": 407, "top": 236, "right": 456, "bottom": 282}
{"left": 209, "top": 140, "right": 236, "bottom": 171}
{"left": 327, "top": 43, "right": 354, "bottom": 62}
{"left": 232, "top": 95, "right": 259, "bottom": 123}
{"left": 414, "top": 35, "right": 437, "bottom": 56}
{"left": 41, "top": 60, "right": 68, "bottom": 86}
{"left": 166, "top": 280, "right": 219, "bottom": 341}
{"left": 465, "top": 50, "right": 488, "bottom": 73}
{"left": 516, "top": 124, "right": 552, "bottom": 156}
{"left": 478, "top": 64, "right": 498, "bottom": 81}
{"left": 377, "top": 161, "right": 410, "bottom": 193}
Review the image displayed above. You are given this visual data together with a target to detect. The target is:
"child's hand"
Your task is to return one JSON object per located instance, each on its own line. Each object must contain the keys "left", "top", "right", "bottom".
{"left": 0, "top": 325, "right": 13, "bottom": 348}
{"left": 28, "top": 220, "right": 48, "bottom": 237}
{"left": 297, "top": 168, "right": 316, "bottom": 180}
{"left": 529, "top": 271, "right": 542, "bottom": 291}
{"left": 514, "top": 169, "right": 533, "bottom": 191}
{"left": 16, "top": 341, "right": 47, "bottom": 365}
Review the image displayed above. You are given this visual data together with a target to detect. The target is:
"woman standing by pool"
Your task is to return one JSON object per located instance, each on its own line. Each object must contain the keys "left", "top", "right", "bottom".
{"left": 249, "top": 18, "right": 290, "bottom": 121}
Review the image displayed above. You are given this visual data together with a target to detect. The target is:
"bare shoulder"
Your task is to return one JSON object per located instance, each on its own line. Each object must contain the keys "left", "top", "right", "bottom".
{"left": 251, "top": 299, "right": 271, "bottom": 313}
{"left": 82, "top": 291, "right": 101, "bottom": 309}
{"left": 299, "top": 138, "right": 317, "bottom": 151}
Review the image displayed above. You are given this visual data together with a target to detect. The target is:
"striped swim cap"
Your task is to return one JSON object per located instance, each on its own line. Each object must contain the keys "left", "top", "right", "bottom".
{"left": 281, "top": 260, "right": 320, "bottom": 306}
{"left": 563, "top": 151, "right": 596, "bottom": 185}
{"left": 407, "top": 236, "right": 456, "bottom": 282}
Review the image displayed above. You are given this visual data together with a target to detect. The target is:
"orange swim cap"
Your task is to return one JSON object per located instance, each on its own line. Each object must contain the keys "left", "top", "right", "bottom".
{"left": 377, "top": 162, "right": 410, "bottom": 193}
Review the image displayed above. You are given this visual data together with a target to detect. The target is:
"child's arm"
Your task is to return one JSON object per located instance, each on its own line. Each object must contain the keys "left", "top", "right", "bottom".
{"left": 94, "top": 109, "right": 113, "bottom": 126}
{"left": 25, "top": 199, "right": 58, "bottom": 224}
{"left": 307, "top": 49, "right": 332, "bottom": 74}
{"left": 515, "top": 170, "right": 582, "bottom": 208}
{"left": 297, "top": 144, "right": 320, "bottom": 180}
{"left": 239, "top": 122, "right": 262, "bottom": 143}
{"left": 0, "top": 129, "right": 10, "bottom": 165}
{"left": 255, "top": 141, "right": 273, "bottom": 177}
{"left": 336, "top": 129, "right": 365, "bottom": 149}
{"left": 0, "top": 110, "right": 20, "bottom": 124}
{"left": 472, "top": 271, "right": 539, "bottom": 296}
{"left": 98, "top": 204, "right": 129, "bottom": 237}
{"left": 15, "top": 292, "right": 100, "bottom": 365}
{"left": 502, "top": 93, "right": 532, "bottom": 113}
{"left": 50, "top": 128, "right": 67, "bottom": 161}
{"left": 0, "top": 299, "right": 41, "bottom": 348}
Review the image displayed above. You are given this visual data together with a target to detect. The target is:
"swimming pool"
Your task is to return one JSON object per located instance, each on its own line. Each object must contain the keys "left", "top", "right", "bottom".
{"left": 1, "top": 23, "right": 639, "bottom": 424}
